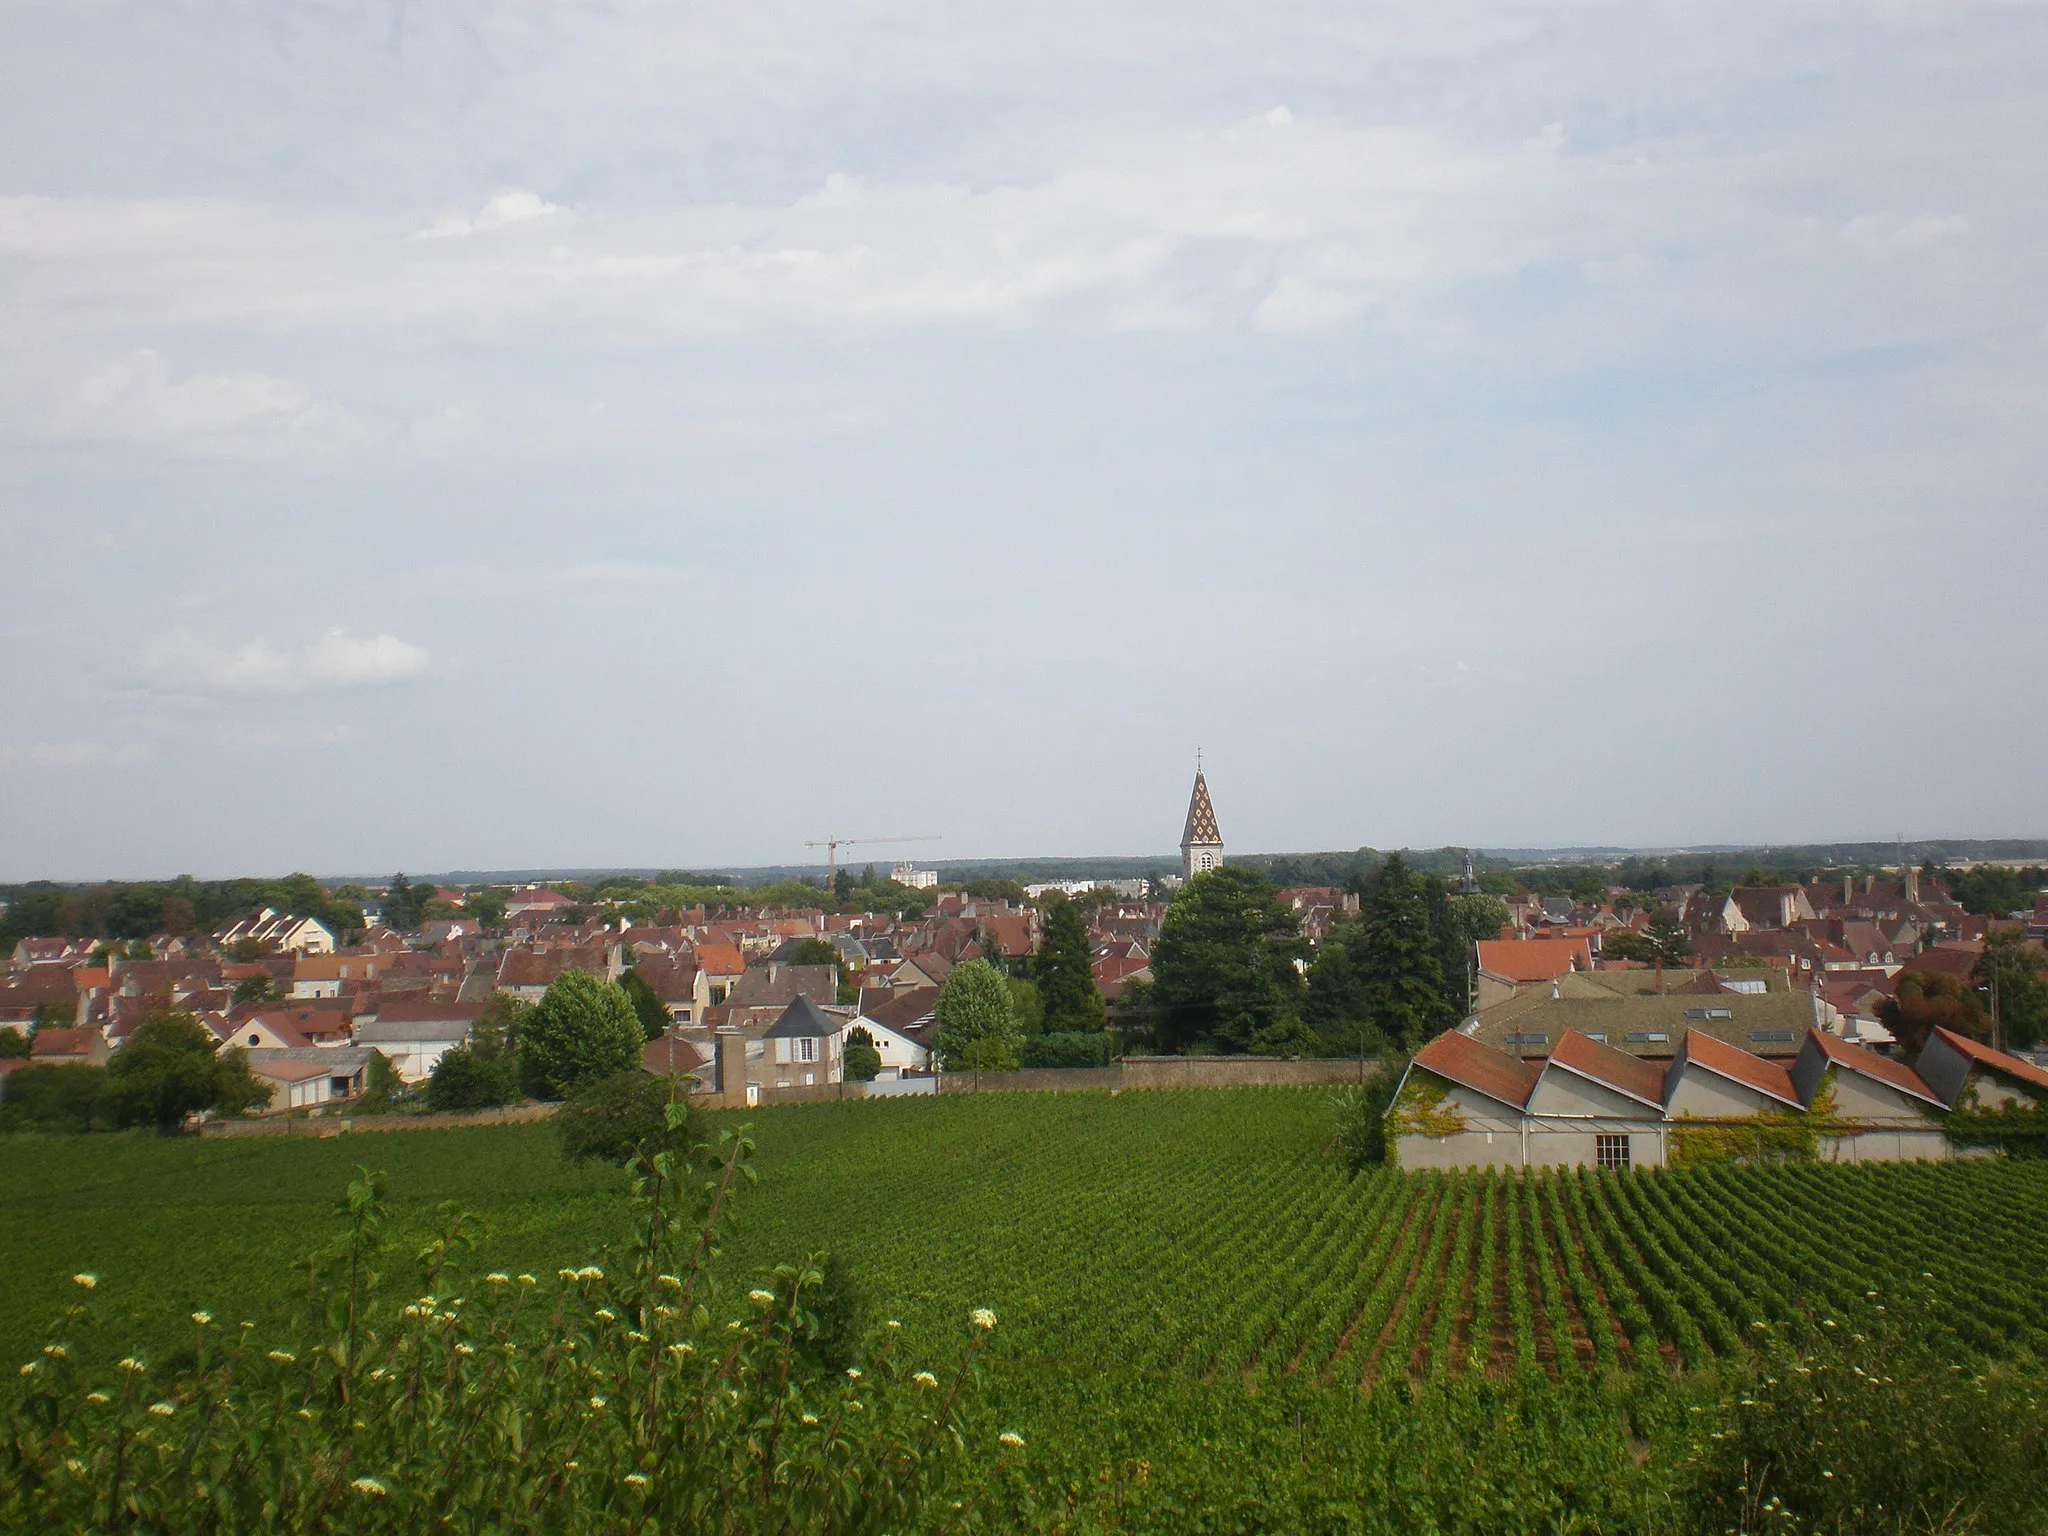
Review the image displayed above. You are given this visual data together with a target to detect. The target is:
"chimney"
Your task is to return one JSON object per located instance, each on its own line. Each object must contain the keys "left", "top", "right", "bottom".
{"left": 1844, "top": 874, "right": 1853, "bottom": 907}
{"left": 715, "top": 1029, "right": 749, "bottom": 1108}
{"left": 1905, "top": 866, "right": 1920, "bottom": 904}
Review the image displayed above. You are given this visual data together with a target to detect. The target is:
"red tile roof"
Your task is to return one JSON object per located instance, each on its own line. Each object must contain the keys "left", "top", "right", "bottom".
{"left": 642, "top": 1033, "right": 709, "bottom": 1076}
{"left": 1410, "top": 1029, "right": 1542, "bottom": 1111}
{"left": 1474, "top": 938, "right": 1593, "bottom": 984}
{"left": 1678, "top": 1030, "right": 1802, "bottom": 1108}
{"left": 1807, "top": 1029, "right": 1945, "bottom": 1108}
{"left": 1928, "top": 1026, "right": 2048, "bottom": 1096}
{"left": 693, "top": 943, "right": 746, "bottom": 977}
{"left": 1545, "top": 1030, "right": 1667, "bottom": 1107}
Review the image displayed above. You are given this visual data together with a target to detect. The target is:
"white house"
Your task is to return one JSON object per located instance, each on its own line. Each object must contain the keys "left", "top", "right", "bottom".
{"left": 352, "top": 1006, "right": 480, "bottom": 1083}
{"left": 762, "top": 997, "right": 843, "bottom": 1089}
{"left": 244, "top": 1047, "right": 374, "bottom": 1112}
{"left": 216, "top": 908, "right": 337, "bottom": 956}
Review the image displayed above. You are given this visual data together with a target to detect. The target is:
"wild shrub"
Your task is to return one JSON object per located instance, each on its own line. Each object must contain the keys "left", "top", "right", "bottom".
{"left": 2, "top": 1110, "right": 1011, "bottom": 1533}
{"left": 557, "top": 1070, "right": 706, "bottom": 1165}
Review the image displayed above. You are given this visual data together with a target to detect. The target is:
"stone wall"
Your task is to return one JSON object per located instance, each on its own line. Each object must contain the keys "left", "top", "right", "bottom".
{"left": 939, "top": 1057, "right": 1380, "bottom": 1095}
{"left": 200, "top": 1102, "right": 561, "bottom": 1138}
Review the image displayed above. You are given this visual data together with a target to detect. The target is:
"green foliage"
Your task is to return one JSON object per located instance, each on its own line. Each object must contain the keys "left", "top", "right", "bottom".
{"left": 519, "top": 970, "right": 646, "bottom": 1099}
{"left": 1031, "top": 895, "right": 1104, "bottom": 1033}
{"left": 1149, "top": 867, "right": 1305, "bottom": 1054}
{"left": 2, "top": 1133, "right": 998, "bottom": 1534}
{"left": 555, "top": 1071, "right": 705, "bottom": 1164}
{"left": 1676, "top": 1302, "right": 2048, "bottom": 1536}
{"left": 0, "top": 873, "right": 356, "bottom": 950}
{"left": 1385, "top": 1074, "right": 1468, "bottom": 1140}
{"left": 463, "top": 890, "right": 508, "bottom": 927}
{"left": 782, "top": 937, "right": 841, "bottom": 970}
{"left": 1974, "top": 928, "right": 2048, "bottom": 1050}
{"left": 932, "top": 958, "right": 1022, "bottom": 1071}
{"left": 351, "top": 1052, "right": 402, "bottom": 1116}
{"left": 1950, "top": 863, "right": 2048, "bottom": 917}
{"left": 1330, "top": 1062, "right": 1403, "bottom": 1171}
{"left": 0, "top": 1026, "right": 28, "bottom": 1059}
{"left": 379, "top": 873, "right": 429, "bottom": 931}
{"left": 104, "top": 1011, "right": 270, "bottom": 1132}
{"left": 1004, "top": 976, "right": 1043, "bottom": 1037}
{"left": 1880, "top": 970, "right": 1987, "bottom": 1057}
{"left": 618, "top": 969, "right": 672, "bottom": 1042}
{"left": 229, "top": 974, "right": 277, "bottom": 1005}
{"left": 0, "top": 1064, "right": 109, "bottom": 1133}
{"left": 798, "top": 1249, "right": 868, "bottom": 1376}
{"left": 1350, "top": 854, "right": 1457, "bottom": 1050}
{"left": 425, "top": 1021, "right": 520, "bottom": 1112}
{"left": 841, "top": 1027, "right": 884, "bottom": 1083}
{"left": 1017, "top": 1031, "right": 1115, "bottom": 1069}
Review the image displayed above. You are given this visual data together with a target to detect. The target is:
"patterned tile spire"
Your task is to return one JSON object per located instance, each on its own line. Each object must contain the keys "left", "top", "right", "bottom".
{"left": 1180, "top": 767, "right": 1224, "bottom": 879}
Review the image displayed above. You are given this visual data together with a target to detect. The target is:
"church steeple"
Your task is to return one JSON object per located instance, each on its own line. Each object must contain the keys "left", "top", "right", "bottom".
{"left": 1180, "top": 762, "right": 1224, "bottom": 880}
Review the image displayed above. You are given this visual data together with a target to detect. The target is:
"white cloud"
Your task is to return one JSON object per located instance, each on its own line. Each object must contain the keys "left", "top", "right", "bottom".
{"left": 416, "top": 189, "right": 567, "bottom": 240}
{"left": 142, "top": 629, "right": 432, "bottom": 697}
{"left": 0, "top": 740, "right": 148, "bottom": 769}
{"left": 42, "top": 350, "right": 379, "bottom": 465}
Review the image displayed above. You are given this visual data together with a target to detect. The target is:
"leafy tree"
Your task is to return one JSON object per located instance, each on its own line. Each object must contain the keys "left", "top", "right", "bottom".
{"left": 352, "top": 1050, "right": 402, "bottom": 1115}
{"left": 784, "top": 937, "right": 840, "bottom": 967}
{"left": 464, "top": 890, "right": 508, "bottom": 927}
{"left": 231, "top": 974, "right": 278, "bottom": 1005}
{"left": 798, "top": 1251, "right": 868, "bottom": 1375}
{"left": 1444, "top": 893, "right": 1511, "bottom": 950}
{"left": 842, "top": 1026, "right": 884, "bottom": 1082}
{"left": 0, "top": 1026, "right": 28, "bottom": 1059}
{"left": 619, "top": 970, "right": 672, "bottom": 1042}
{"left": 426, "top": 1020, "right": 520, "bottom": 1111}
{"left": 0, "top": 1064, "right": 108, "bottom": 1133}
{"left": 1032, "top": 895, "right": 1105, "bottom": 1032}
{"left": 1302, "top": 934, "right": 1387, "bottom": 1058}
{"left": 556, "top": 1070, "right": 705, "bottom": 1164}
{"left": 381, "top": 874, "right": 426, "bottom": 931}
{"left": 1974, "top": 929, "right": 2048, "bottom": 1051}
{"left": 519, "top": 970, "right": 646, "bottom": 1098}
{"left": 104, "top": 1010, "right": 271, "bottom": 1132}
{"left": 931, "top": 958, "right": 1022, "bottom": 1071}
{"left": 1348, "top": 855, "right": 1458, "bottom": 1051}
{"left": 1018, "top": 1031, "right": 1116, "bottom": 1068}
{"left": 1949, "top": 865, "right": 2045, "bottom": 917}
{"left": 1644, "top": 910, "right": 1693, "bottom": 966}
{"left": 1880, "top": 971, "right": 1987, "bottom": 1058}
{"left": 1332, "top": 1059, "right": 1405, "bottom": 1171}
{"left": 1149, "top": 867, "right": 1306, "bottom": 1054}
{"left": 1005, "top": 976, "right": 1044, "bottom": 1037}
{"left": 961, "top": 878, "right": 1027, "bottom": 904}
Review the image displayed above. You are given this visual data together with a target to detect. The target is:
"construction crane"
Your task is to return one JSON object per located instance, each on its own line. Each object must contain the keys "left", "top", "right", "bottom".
{"left": 802, "top": 834, "right": 940, "bottom": 884}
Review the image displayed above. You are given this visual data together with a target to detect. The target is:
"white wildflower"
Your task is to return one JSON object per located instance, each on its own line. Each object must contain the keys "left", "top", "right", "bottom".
{"left": 72, "top": 1273, "right": 97, "bottom": 1290}
{"left": 748, "top": 1289, "right": 775, "bottom": 1304}
{"left": 86, "top": 1391, "right": 110, "bottom": 1405}
{"left": 846, "top": 1367, "right": 862, "bottom": 1380}
{"left": 350, "top": 1476, "right": 387, "bottom": 1496}
{"left": 577, "top": 1266, "right": 603, "bottom": 1281}
{"left": 191, "top": 1311, "right": 212, "bottom": 1327}
{"left": 970, "top": 1308, "right": 997, "bottom": 1331}
{"left": 589, "top": 1395, "right": 606, "bottom": 1410}
{"left": 999, "top": 1431, "right": 1025, "bottom": 1449}
{"left": 624, "top": 1473, "right": 648, "bottom": 1488}
{"left": 118, "top": 1357, "right": 146, "bottom": 1373}
{"left": 147, "top": 1402, "right": 175, "bottom": 1418}
{"left": 594, "top": 1308, "right": 616, "bottom": 1323}
{"left": 267, "top": 1350, "right": 296, "bottom": 1364}
{"left": 801, "top": 1413, "right": 819, "bottom": 1425}
{"left": 913, "top": 1371, "right": 938, "bottom": 1388}
{"left": 657, "top": 1274, "right": 683, "bottom": 1291}
{"left": 42, "top": 1344, "right": 65, "bottom": 1358}
{"left": 517, "top": 1273, "right": 538, "bottom": 1286}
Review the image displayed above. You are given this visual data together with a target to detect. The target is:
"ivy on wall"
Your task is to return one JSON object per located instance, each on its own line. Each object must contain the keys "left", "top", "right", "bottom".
{"left": 1387, "top": 1075, "right": 1469, "bottom": 1143}
{"left": 1669, "top": 1069, "right": 1842, "bottom": 1168}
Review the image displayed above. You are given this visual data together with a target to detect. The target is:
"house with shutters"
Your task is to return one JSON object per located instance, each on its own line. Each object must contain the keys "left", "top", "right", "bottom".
{"left": 762, "top": 997, "right": 844, "bottom": 1088}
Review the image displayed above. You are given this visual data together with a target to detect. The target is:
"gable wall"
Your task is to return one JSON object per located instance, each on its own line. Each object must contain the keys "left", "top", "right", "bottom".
{"left": 1525, "top": 1068, "right": 1662, "bottom": 1120}
{"left": 1664, "top": 1061, "right": 1783, "bottom": 1118}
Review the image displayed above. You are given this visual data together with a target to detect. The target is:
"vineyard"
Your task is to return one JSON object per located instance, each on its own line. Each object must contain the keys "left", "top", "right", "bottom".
{"left": 5, "top": 1088, "right": 2048, "bottom": 1531}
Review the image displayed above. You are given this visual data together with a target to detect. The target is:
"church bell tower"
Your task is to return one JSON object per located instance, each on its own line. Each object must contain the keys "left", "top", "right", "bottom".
{"left": 1180, "top": 763, "right": 1224, "bottom": 881}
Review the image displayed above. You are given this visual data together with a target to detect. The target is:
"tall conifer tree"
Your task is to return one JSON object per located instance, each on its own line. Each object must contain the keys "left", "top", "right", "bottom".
{"left": 1033, "top": 895, "right": 1105, "bottom": 1032}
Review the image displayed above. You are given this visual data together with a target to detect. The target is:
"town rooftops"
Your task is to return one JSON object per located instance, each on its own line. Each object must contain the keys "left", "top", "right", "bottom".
{"left": 353, "top": 1015, "right": 474, "bottom": 1045}
{"left": 1474, "top": 937, "right": 1593, "bottom": 984}
{"left": 1471, "top": 989, "right": 1816, "bottom": 1060}
{"left": 1544, "top": 1029, "right": 1667, "bottom": 1108}
{"left": 1672, "top": 1030, "right": 1802, "bottom": 1109}
{"left": 1410, "top": 1028, "right": 1542, "bottom": 1111}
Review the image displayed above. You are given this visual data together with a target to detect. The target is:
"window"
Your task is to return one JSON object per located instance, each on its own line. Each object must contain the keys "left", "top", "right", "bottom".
{"left": 1503, "top": 1031, "right": 1548, "bottom": 1046}
{"left": 1749, "top": 1030, "right": 1795, "bottom": 1044}
{"left": 1596, "top": 1134, "right": 1631, "bottom": 1170}
{"left": 329, "top": 1077, "right": 351, "bottom": 1098}
{"left": 798, "top": 1037, "right": 817, "bottom": 1063}
{"left": 1684, "top": 1007, "right": 1733, "bottom": 1020}
{"left": 1624, "top": 1031, "right": 1669, "bottom": 1044}
{"left": 1583, "top": 1032, "right": 1607, "bottom": 1043}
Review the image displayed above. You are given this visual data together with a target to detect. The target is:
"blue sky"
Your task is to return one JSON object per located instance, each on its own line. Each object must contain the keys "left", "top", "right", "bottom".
{"left": 1, "top": 1, "right": 2044, "bottom": 879}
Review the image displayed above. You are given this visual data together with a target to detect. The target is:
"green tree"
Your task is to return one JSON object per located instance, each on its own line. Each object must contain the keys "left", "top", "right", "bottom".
{"left": 426, "top": 1020, "right": 521, "bottom": 1111}
{"left": 465, "top": 890, "right": 509, "bottom": 927}
{"left": 931, "top": 958, "right": 1022, "bottom": 1070}
{"left": 619, "top": 970, "right": 672, "bottom": 1042}
{"left": 555, "top": 1070, "right": 704, "bottom": 1164}
{"left": 0, "top": 1025, "right": 28, "bottom": 1059}
{"left": 518, "top": 970, "right": 645, "bottom": 1098}
{"left": 784, "top": 937, "right": 842, "bottom": 969}
{"left": 1005, "top": 975, "right": 1044, "bottom": 1036}
{"left": 104, "top": 1010, "right": 271, "bottom": 1132}
{"left": 1149, "top": 867, "right": 1306, "bottom": 1054}
{"left": 842, "top": 1026, "right": 884, "bottom": 1082}
{"left": 1974, "top": 929, "right": 2048, "bottom": 1051}
{"left": 1880, "top": 970, "right": 1987, "bottom": 1058}
{"left": 1351, "top": 854, "right": 1456, "bottom": 1051}
{"left": 231, "top": 974, "right": 278, "bottom": 1005}
{"left": 1302, "top": 931, "right": 1385, "bottom": 1058}
{"left": 1032, "top": 894, "right": 1105, "bottom": 1032}
{"left": 0, "top": 1063, "right": 108, "bottom": 1133}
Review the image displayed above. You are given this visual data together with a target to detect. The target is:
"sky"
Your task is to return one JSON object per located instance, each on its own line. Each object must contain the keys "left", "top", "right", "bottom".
{"left": 2, "top": 0, "right": 2045, "bottom": 881}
